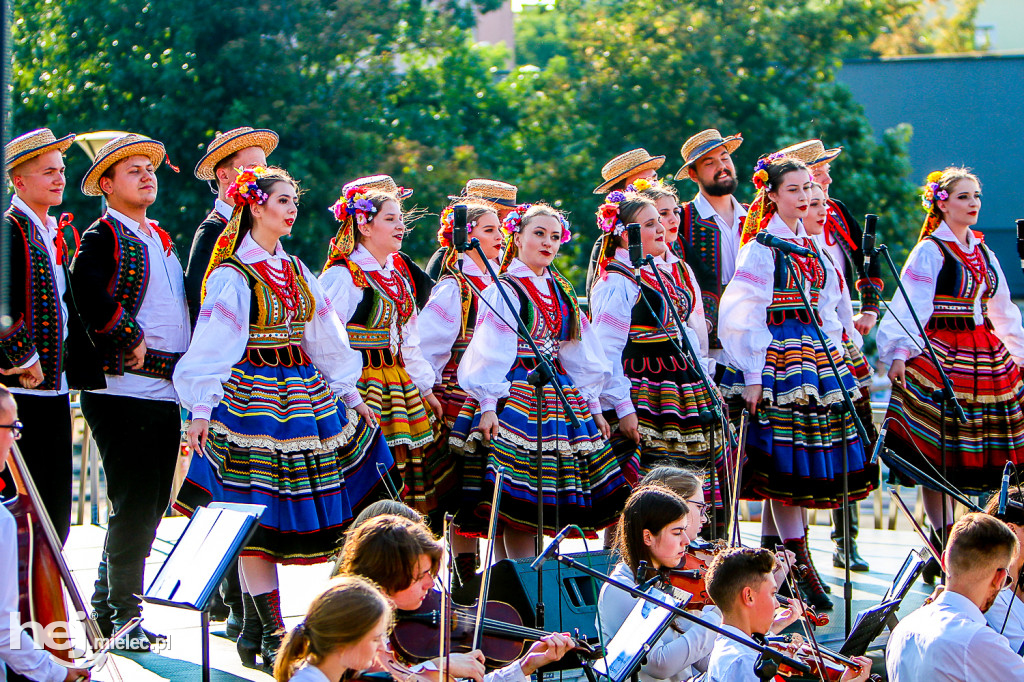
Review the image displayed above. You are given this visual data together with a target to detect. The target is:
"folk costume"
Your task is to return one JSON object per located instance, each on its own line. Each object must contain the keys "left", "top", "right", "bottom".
{"left": 589, "top": 192, "right": 722, "bottom": 471}
{"left": 0, "top": 129, "right": 102, "bottom": 546}
{"left": 184, "top": 127, "right": 279, "bottom": 327}
{"left": 671, "top": 130, "right": 748, "bottom": 356}
{"left": 320, "top": 181, "right": 452, "bottom": 518}
{"left": 877, "top": 221, "right": 1024, "bottom": 494}
{"left": 449, "top": 205, "right": 635, "bottom": 537}
{"left": 69, "top": 134, "right": 190, "bottom": 645}
{"left": 426, "top": 178, "right": 518, "bottom": 280}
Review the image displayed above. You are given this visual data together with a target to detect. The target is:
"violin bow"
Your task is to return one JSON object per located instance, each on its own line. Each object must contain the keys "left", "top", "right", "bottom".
{"left": 472, "top": 466, "right": 506, "bottom": 652}
{"left": 728, "top": 409, "right": 749, "bottom": 547}
{"left": 439, "top": 513, "right": 454, "bottom": 682}
{"left": 8, "top": 443, "right": 124, "bottom": 682}
{"left": 775, "top": 543, "right": 829, "bottom": 682}
{"left": 889, "top": 489, "right": 943, "bottom": 566}
{"left": 376, "top": 462, "right": 401, "bottom": 502}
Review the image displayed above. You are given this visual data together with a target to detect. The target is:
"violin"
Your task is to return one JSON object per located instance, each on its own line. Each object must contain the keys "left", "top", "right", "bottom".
{"left": 391, "top": 589, "right": 601, "bottom": 667}
{"left": 771, "top": 640, "right": 880, "bottom": 681}
{"left": 776, "top": 594, "right": 829, "bottom": 628}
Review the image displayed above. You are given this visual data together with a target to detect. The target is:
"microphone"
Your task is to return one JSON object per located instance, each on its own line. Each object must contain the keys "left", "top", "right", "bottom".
{"left": 626, "top": 222, "right": 643, "bottom": 270}
{"left": 530, "top": 525, "right": 572, "bottom": 570}
{"left": 1016, "top": 219, "right": 1024, "bottom": 272}
{"left": 862, "top": 214, "right": 878, "bottom": 271}
{"left": 453, "top": 204, "right": 469, "bottom": 252}
{"left": 755, "top": 231, "right": 817, "bottom": 258}
{"left": 999, "top": 461, "right": 1012, "bottom": 516}
{"left": 869, "top": 418, "right": 891, "bottom": 465}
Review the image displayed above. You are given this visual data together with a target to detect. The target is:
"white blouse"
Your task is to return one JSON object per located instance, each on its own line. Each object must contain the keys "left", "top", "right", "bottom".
{"left": 457, "top": 258, "right": 611, "bottom": 414}
{"left": 173, "top": 233, "right": 364, "bottom": 421}
{"left": 319, "top": 244, "right": 436, "bottom": 395}
{"left": 876, "top": 222, "right": 1024, "bottom": 366}
{"left": 812, "top": 233, "right": 863, "bottom": 348}
{"left": 718, "top": 214, "right": 845, "bottom": 385}
{"left": 418, "top": 255, "right": 496, "bottom": 385}
{"left": 590, "top": 248, "right": 710, "bottom": 418}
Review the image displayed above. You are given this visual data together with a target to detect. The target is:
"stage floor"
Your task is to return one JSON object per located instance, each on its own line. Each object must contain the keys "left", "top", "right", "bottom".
{"left": 62, "top": 518, "right": 932, "bottom": 681}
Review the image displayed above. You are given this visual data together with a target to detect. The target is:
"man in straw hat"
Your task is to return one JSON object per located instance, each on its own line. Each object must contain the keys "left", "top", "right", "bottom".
{"left": 70, "top": 133, "right": 190, "bottom": 650}
{"left": 427, "top": 177, "right": 518, "bottom": 279}
{"left": 0, "top": 128, "right": 103, "bottom": 547}
{"left": 184, "top": 126, "right": 279, "bottom": 326}
{"left": 586, "top": 149, "right": 665, "bottom": 291}
{"left": 776, "top": 138, "right": 881, "bottom": 573}
{"left": 673, "top": 129, "right": 747, "bottom": 362}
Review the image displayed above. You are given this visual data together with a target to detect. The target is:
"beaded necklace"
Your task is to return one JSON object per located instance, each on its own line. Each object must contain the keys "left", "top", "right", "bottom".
{"left": 369, "top": 268, "right": 414, "bottom": 323}
{"left": 948, "top": 239, "right": 988, "bottom": 289}
{"left": 522, "top": 277, "right": 564, "bottom": 336}
{"left": 254, "top": 259, "right": 300, "bottom": 313}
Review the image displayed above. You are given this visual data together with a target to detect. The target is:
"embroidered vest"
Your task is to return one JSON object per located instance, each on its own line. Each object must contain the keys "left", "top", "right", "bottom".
{"left": 603, "top": 260, "right": 694, "bottom": 362}
{"left": 926, "top": 236, "right": 997, "bottom": 331}
{"left": 765, "top": 239, "right": 826, "bottom": 326}
{"left": 501, "top": 273, "right": 579, "bottom": 365}
{"left": 345, "top": 255, "right": 418, "bottom": 366}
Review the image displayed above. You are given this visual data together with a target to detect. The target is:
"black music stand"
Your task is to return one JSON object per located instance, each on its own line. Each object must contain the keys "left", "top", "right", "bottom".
{"left": 144, "top": 503, "right": 264, "bottom": 682}
{"left": 838, "top": 599, "right": 902, "bottom": 657}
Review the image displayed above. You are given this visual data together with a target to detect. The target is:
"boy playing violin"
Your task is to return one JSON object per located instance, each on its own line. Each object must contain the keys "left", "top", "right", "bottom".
{"left": 336, "top": 514, "right": 573, "bottom": 682}
{"left": 704, "top": 547, "right": 870, "bottom": 682}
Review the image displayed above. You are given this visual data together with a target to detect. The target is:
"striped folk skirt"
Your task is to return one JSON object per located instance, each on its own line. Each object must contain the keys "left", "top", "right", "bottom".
{"left": 357, "top": 351, "right": 456, "bottom": 514}
{"left": 843, "top": 334, "right": 879, "bottom": 447}
{"left": 883, "top": 323, "right": 1024, "bottom": 493}
{"left": 174, "top": 352, "right": 395, "bottom": 564}
{"left": 449, "top": 356, "right": 636, "bottom": 537}
{"left": 720, "top": 318, "right": 876, "bottom": 508}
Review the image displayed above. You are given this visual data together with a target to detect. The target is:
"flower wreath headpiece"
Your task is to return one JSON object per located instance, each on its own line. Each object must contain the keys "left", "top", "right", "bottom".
{"left": 920, "top": 170, "right": 949, "bottom": 212}
{"left": 226, "top": 166, "right": 272, "bottom": 207}
{"left": 752, "top": 152, "right": 786, "bottom": 191}
{"left": 501, "top": 203, "right": 572, "bottom": 243}
{"left": 740, "top": 153, "right": 789, "bottom": 246}
{"left": 626, "top": 178, "right": 654, "bottom": 193}
{"left": 596, "top": 191, "right": 628, "bottom": 236}
{"left": 330, "top": 185, "right": 378, "bottom": 226}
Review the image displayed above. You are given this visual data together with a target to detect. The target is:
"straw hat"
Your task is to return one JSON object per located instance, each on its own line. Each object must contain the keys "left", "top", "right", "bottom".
{"left": 81, "top": 133, "right": 166, "bottom": 197}
{"left": 775, "top": 139, "right": 842, "bottom": 168}
{"left": 593, "top": 148, "right": 665, "bottom": 194}
{"left": 343, "top": 174, "right": 413, "bottom": 200}
{"left": 194, "top": 127, "right": 279, "bottom": 180}
{"left": 448, "top": 178, "right": 518, "bottom": 211}
{"left": 5, "top": 128, "right": 75, "bottom": 172}
{"left": 673, "top": 129, "right": 743, "bottom": 180}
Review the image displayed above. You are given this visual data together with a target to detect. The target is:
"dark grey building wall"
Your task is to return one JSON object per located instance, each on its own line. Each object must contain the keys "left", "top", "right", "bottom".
{"left": 838, "top": 54, "right": 1024, "bottom": 294}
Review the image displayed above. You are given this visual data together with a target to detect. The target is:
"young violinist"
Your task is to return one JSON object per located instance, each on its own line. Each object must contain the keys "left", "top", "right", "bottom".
{"left": 0, "top": 387, "right": 91, "bottom": 682}
{"left": 983, "top": 489, "right": 1024, "bottom": 653}
{"left": 337, "top": 514, "right": 573, "bottom": 682}
{"left": 886, "top": 513, "right": 1024, "bottom": 680}
{"left": 704, "top": 547, "right": 871, "bottom": 682}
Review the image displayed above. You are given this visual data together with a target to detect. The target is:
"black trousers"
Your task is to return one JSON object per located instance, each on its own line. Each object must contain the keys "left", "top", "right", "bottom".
{"left": 13, "top": 392, "right": 73, "bottom": 545}
{"left": 80, "top": 392, "right": 180, "bottom": 620}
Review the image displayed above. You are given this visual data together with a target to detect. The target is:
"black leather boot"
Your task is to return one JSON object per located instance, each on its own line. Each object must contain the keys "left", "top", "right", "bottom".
{"left": 252, "top": 589, "right": 285, "bottom": 671}
{"left": 235, "top": 592, "right": 261, "bottom": 669}
{"left": 108, "top": 559, "right": 151, "bottom": 651}
{"left": 221, "top": 561, "right": 244, "bottom": 640}
{"left": 832, "top": 503, "right": 869, "bottom": 571}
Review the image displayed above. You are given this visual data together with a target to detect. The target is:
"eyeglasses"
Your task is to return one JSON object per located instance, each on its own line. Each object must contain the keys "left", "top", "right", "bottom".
{"left": 999, "top": 567, "right": 1015, "bottom": 589}
{"left": 687, "top": 499, "right": 710, "bottom": 521}
{"left": 0, "top": 421, "right": 23, "bottom": 440}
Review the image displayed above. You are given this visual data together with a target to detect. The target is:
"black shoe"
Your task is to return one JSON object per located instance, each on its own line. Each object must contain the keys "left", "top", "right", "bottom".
{"left": 252, "top": 590, "right": 285, "bottom": 672}
{"left": 91, "top": 611, "right": 113, "bottom": 639}
{"left": 113, "top": 621, "right": 151, "bottom": 652}
{"left": 207, "top": 590, "right": 230, "bottom": 621}
{"left": 236, "top": 593, "right": 261, "bottom": 669}
{"left": 832, "top": 545, "right": 870, "bottom": 572}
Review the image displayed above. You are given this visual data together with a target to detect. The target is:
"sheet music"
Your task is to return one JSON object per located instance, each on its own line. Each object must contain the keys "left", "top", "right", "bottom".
{"left": 592, "top": 585, "right": 691, "bottom": 682}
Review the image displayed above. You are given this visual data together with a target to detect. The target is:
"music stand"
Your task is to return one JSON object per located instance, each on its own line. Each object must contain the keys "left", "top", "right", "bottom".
{"left": 837, "top": 599, "right": 902, "bottom": 657}
{"left": 884, "top": 550, "right": 927, "bottom": 604}
{"left": 144, "top": 503, "right": 264, "bottom": 682}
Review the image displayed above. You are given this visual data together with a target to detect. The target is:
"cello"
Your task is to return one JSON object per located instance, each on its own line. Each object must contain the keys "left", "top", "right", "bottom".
{"left": 2, "top": 442, "right": 122, "bottom": 680}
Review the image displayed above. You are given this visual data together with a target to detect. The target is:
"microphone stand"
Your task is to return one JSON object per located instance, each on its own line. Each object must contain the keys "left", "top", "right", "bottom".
{"left": 638, "top": 254, "right": 732, "bottom": 535}
{"left": 455, "top": 236, "right": 581, "bottom": 634}
{"left": 540, "top": 537, "right": 813, "bottom": 679}
{"left": 861, "top": 241, "right": 968, "bottom": 564}
{"left": 776, "top": 247, "right": 868, "bottom": 635}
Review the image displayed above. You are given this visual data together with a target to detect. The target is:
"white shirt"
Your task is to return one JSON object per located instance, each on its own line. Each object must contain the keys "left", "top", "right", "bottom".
{"left": 876, "top": 222, "right": 1024, "bottom": 366}
{"left": 0, "top": 502, "right": 66, "bottom": 682}
{"left": 691, "top": 192, "right": 748, "bottom": 286}
{"left": 418, "top": 255, "right": 496, "bottom": 385}
{"left": 596, "top": 562, "right": 721, "bottom": 682}
{"left": 456, "top": 258, "right": 611, "bottom": 414}
{"left": 285, "top": 665, "right": 331, "bottom": 682}
{"left": 319, "top": 244, "right": 436, "bottom": 395}
{"left": 812, "top": 233, "right": 863, "bottom": 348}
{"left": 886, "top": 589, "right": 1024, "bottom": 681}
{"left": 214, "top": 198, "right": 233, "bottom": 222}
{"left": 414, "top": 656, "right": 529, "bottom": 682}
{"left": 9, "top": 195, "right": 68, "bottom": 395}
{"left": 174, "top": 233, "right": 364, "bottom": 420}
{"left": 983, "top": 587, "right": 1024, "bottom": 656}
{"left": 705, "top": 624, "right": 760, "bottom": 682}
{"left": 718, "top": 215, "right": 845, "bottom": 384}
{"left": 590, "top": 248, "right": 710, "bottom": 417}
{"left": 89, "top": 208, "right": 190, "bottom": 402}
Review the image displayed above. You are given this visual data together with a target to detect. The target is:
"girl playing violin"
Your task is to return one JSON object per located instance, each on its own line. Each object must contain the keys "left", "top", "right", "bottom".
{"left": 274, "top": 576, "right": 391, "bottom": 682}
{"left": 337, "top": 514, "right": 574, "bottom": 682}
{"left": 704, "top": 547, "right": 871, "bottom": 682}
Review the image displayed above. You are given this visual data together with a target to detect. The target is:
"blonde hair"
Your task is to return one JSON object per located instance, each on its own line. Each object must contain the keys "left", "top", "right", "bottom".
{"left": 274, "top": 576, "right": 392, "bottom": 681}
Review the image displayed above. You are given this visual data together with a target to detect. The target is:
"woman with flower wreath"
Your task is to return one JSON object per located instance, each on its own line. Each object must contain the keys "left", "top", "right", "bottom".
{"left": 588, "top": 188, "right": 723, "bottom": 475}
{"left": 320, "top": 182, "right": 454, "bottom": 529}
{"left": 877, "top": 167, "right": 1024, "bottom": 580}
{"left": 418, "top": 201, "right": 504, "bottom": 574}
{"left": 449, "top": 203, "right": 635, "bottom": 558}
{"left": 717, "top": 155, "right": 875, "bottom": 610}
{"left": 173, "top": 166, "right": 395, "bottom": 671}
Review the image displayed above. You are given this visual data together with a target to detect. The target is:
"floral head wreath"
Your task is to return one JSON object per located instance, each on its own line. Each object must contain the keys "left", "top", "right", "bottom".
{"left": 918, "top": 170, "right": 949, "bottom": 241}
{"left": 740, "top": 153, "right": 789, "bottom": 246}
{"left": 202, "top": 166, "right": 277, "bottom": 300}
{"left": 597, "top": 191, "right": 628, "bottom": 236}
{"left": 752, "top": 152, "right": 786, "bottom": 191}
{"left": 324, "top": 186, "right": 388, "bottom": 269}
{"left": 501, "top": 203, "right": 572, "bottom": 243}
{"left": 436, "top": 205, "right": 477, "bottom": 248}
{"left": 625, "top": 178, "right": 654, "bottom": 193}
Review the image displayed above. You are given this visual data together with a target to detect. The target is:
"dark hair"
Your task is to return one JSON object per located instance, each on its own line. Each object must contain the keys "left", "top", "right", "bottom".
{"left": 985, "top": 488, "right": 1024, "bottom": 527}
{"left": 274, "top": 576, "right": 392, "bottom": 681}
{"left": 615, "top": 485, "right": 689, "bottom": 578}
{"left": 338, "top": 515, "right": 442, "bottom": 595}
{"left": 639, "top": 465, "right": 703, "bottom": 500}
{"left": 331, "top": 500, "right": 425, "bottom": 577}
{"left": 947, "top": 512, "right": 1018, "bottom": 577}
{"left": 236, "top": 166, "right": 298, "bottom": 251}
{"left": 764, "top": 157, "right": 809, "bottom": 195}
{"left": 705, "top": 547, "right": 776, "bottom": 612}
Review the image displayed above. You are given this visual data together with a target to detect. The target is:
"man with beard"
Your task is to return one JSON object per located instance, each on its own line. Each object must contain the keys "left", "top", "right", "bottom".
{"left": 672, "top": 129, "right": 746, "bottom": 365}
